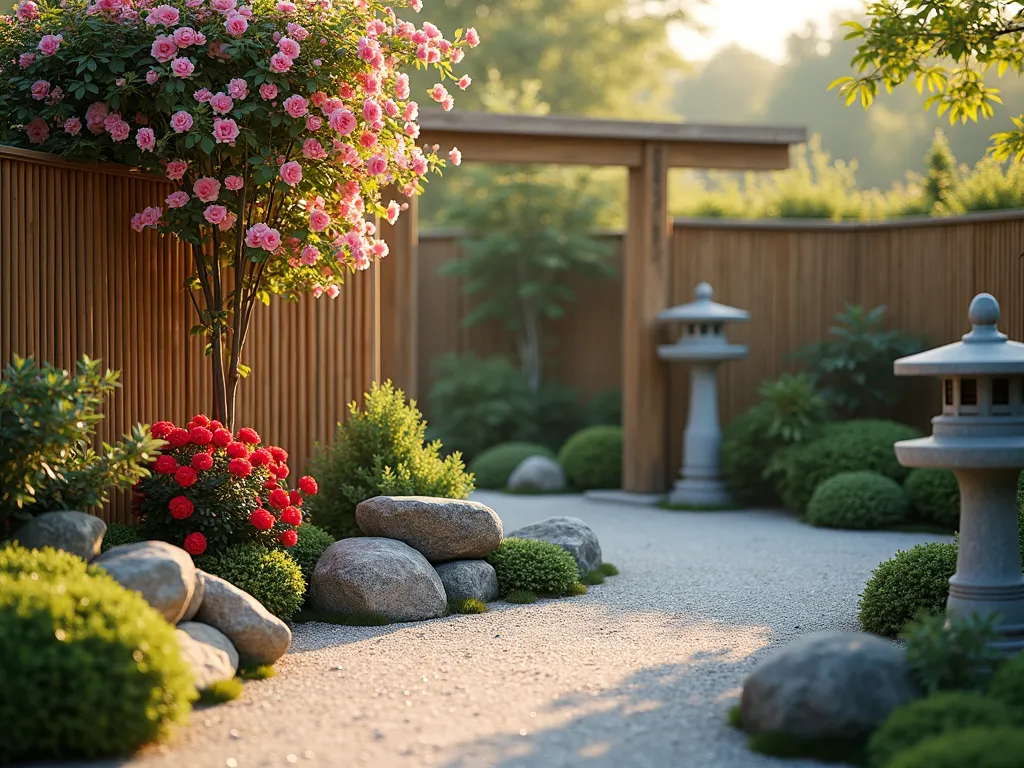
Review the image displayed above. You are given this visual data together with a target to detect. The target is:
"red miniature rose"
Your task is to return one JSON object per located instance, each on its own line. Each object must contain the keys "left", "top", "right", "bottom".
{"left": 191, "top": 452, "right": 214, "bottom": 471}
{"left": 298, "top": 476, "right": 318, "bottom": 495}
{"left": 168, "top": 427, "right": 191, "bottom": 448}
{"left": 250, "top": 448, "right": 272, "bottom": 466}
{"left": 249, "top": 508, "right": 275, "bottom": 531}
{"left": 273, "top": 463, "right": 289, "bottom": 479}
{"left": 278, "top": 529, "right": 298, "bottom": 547}
{"left": 189, "top": 426, "right": 213, "bottom": 445}
{"left": 212, "top": 428, "right": 233, "bottom": 447}
{"left": 270, "top": 446, "right": 288, "bottom": 463}
{"left": 154, "top": 455, "right": 178, "bottom": 474}
{"left": 169, "top": 495, "right": 194, "bottom": 519}
{"left": 237, "top": 427, "right": 261, "bottom": 444}
{"left": 226, "top": 441, "right": 249, "bottom": 459}
{"left": 183, "top": 531, "right": 207, "bottom": 555}
{"left": 151, "top": 420, "right": 175, "bottom": 439}
{"left": 281, "top": 505, "right": 302, "bottom": 526}
{"left": 190, "top": 414, "right": 211, "bottom": 428}
{"left": 268, "top": 488, "right": 290, "bottom": 509}
{"left": 228, "top": 458, "right": 252, "bottom": 477}
{"left": 174, "top": 466, "right": 198, "bottom": 487}
{"left": 289, "top": 489, "right": 303, "bottom": 506}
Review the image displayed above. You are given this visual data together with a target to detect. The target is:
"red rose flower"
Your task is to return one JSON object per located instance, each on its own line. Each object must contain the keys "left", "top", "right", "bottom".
{"left": 151, "top": 420, "right": 175, "bottom": 439}
{"left": 175, "top": 466, "right": 198, "bottom": 487}
{"left": 169, "top": 495, "right": 194, "bottom": 520}
{"left": 249, "top": 508, "right": 275, "bottom": 531}
{"left": 183, "top": 531, "right": 207, "bottom": 555}
{"left": 250, "top": 448, "right": 272, "bottom": 466}
{"left": 189, "top": 426, "right": 213, "bottom": 445}
{"left": 289, "top": 490, "right": 303, "bottom": 506}
{"left": 268, "top": 488, "right": 290, "bottom": 509}
{"left": 228, "top": 458, "right": 252, "bottom": 477}
{"left": 191, "top": 452, "right": 214, "bottom": 471}
{"left": 168, "top": 427, "right": 191, "bottom": 448}
{"left": 270, "top": 446, "right": 288, "bottom": 463}
{"left": 237, "top": 427, "right": 261, "bottom": 444}
{"left": 281, "top": 505, "right": 302, "bottom": 526}
{"left": 191, "top": 414, "right": 211, "bottom": 428}
{"left": 210, "top": 419, "right": 223, "bottom": 430}
{"left": 273, "top": 463, "right": 290, "bottom": 479}
{"left": 154, "top": 455, "right": 178, "bottom": 474}
{"left": 212, "top": 428, "right": 233, "bottom": 447}
{"left": 278, "top": 529, "right": 298, "bottom": 547}
{"left": 298, "top": 476, "right": 318, "bottom": 495}
{"left": 226, "top": 441, "right": 249, "bottom": 459}
{"left": 263, "top": 478, "right": 279, "bottom": 490}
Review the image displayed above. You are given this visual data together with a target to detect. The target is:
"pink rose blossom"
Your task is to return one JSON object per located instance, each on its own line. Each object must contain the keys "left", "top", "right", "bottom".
{"left": 362, "top": 99, "right": 382, "bottom": 123}
{"left": 224, "top": 12, "right": 247, "bottom": 36}
{"left": 103, "top": 112, "right": 121, "bottom": 132}
{"left": 150, "top": 35, "right": 178, "bottom": 63}
{"left": 170, "top": 110, "right": 193, "bottom": 133}
{"left": 395, "top": 73, "right": 410, "bottom": 100}
{"left": 37, "top": 34, "right": 63, "bottom": 55}
{"left": 213, "top": 117, "right": 239, "bottom": 143}
{"left": 276, "top": 0, "right": 296, "bottom": 12}
{"left": 458, "top": 75, "right": 472, "bottom": 90}
{"left": 279, "top": 160, "right": 302, "bottom": 186}
{"left": 305, "top": 115, "right": 323, "bottom": 131}
{"left": 63, "top": 117, "right": 82, "bottom": 136}
{"left": 172, "top": 26, "right": 197, "bottom": 46}
{"left": 238, "top": 5, "right": 252, "bottom": 18}
{"left": 366, "top": 155, "right": 387, "bottom": 176}
{"left": 278, "top": 36, "right": 300, "bottom": 59}
{"left": 441, "top": 95, "right": 454, "bottom": 111}
{"left": 224, "top": 175, "right": 244, "bottom": 191}
{"left": 312, "top": 284, "right": 324, "bottom": 298}
{"left": 466, "top": 27, "right": 480, "bottom": 47}
{"left": 286, "top": 22, "right": 308, "bottom": 40}
{"left": 165, "top": 190, "right": 190, "bottom": 208}
{"left": 385, "top": 200, "right": 400, "bottom": 225}
{"left": 245, "top": 222, "right": 269, "bottom": 248}
{"left": 219, "top": 212, "right": 237, "bottom": 231}
{"left": 313, "top": 58, "right": 322, "bottom": 66}
{"left": 259, "top": 83, "right": 278, "bottom": 100}
{"left": 210, "top": 0, "right": 235, "bottom": 12}
{"left": 228, "top": 78, "right": 248, "bottom": 99}
{"left": 359, "top": 130, "right": 377, "bottom": 148}
{"left": 109, "top": 120, "right": 131, "bottom": 141}
{"left": 30, "top": 80, "right": 49, "bottom": 101}
{"left": 451, "top": 47, "right": 465, "bottom": 64}
{"left": 25, "top": 117, "right": 49, "bottom": 145}
{"left": 269, "top": 52, "right": 292, "bottom": 72}
{"left": 326, "top": 284, "right": 340, "bottom": 299}
{"left": 321, "top": 96, "right": 342, "bottom": 113}
{"left": 261, "top": 228, "right": 282, "bottom": 251}
{"left": 193, "top": 87, "right": 213, "bottom": 103}
{"left": 193, "top": 176, "right": 221, "bottom": 202}
{"left": 16, "top": 1, "right": 39, "bottom": 21}
{"left": 449, "top": 147, "right": 462, "bottom": 166}
{"left": 203, "top": 204, "right": 228, "bottom": 224}
{"left": 166, "top": 160, "right": 188, "bottom": 180}
{"left": 403, "top": 121, "right": 419, "bottom": 138}
{"left": 384, "top": 99, "right": 399, "bottom": 117}
{"left": 300, "top": 245, "right": 319, "bottom": 265}
{"left": 404, "top": 101, "right": 418, "bottom": 121}
{"left": 19, "top": 53, "right": 36, "bottom": 68}
{"left": 429, "top": 83, "right": 448, "bottom": 103}
{"left": 145, "top": 4, "right": 179, "bottom": 25}
{"left": 131, "top": 206, "right": 162, "bottom": 231}
{"left": 283, "top": 94, "right": 307, "bottom": 118}
{"left": 209, "top": 92, "right": 233, "bottom": 114}
{"left": 328, "top": 108, "right": 356, "bottom": 135}
{"left": 170, "top": 57, "right": 195, "bottom": 78}
{"left": 309, "top": 209, "right": 330, "bottom": 232}
{"left": 146, "top": 69, "right": 160, "bottom": 84}
{"left": 302, "top": 138, "right": 327, "bottom": 159}
{"left": 136, "top": 126, "right": 156, "bottom": 151}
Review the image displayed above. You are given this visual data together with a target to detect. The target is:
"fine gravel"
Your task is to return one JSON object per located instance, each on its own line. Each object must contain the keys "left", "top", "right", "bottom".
{"left": 59, "top": 493, "right": 952, "bottom": 768}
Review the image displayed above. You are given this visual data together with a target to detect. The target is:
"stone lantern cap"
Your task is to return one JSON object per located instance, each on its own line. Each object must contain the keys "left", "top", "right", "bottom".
{"left": 656, "top": 282, "right": 750, "bottom": 325}
{"left": 656, "top": 282, "right": 749, "bottom": 362}
{"left": 895, "top": 293, "right": 1024, "bottom": 376}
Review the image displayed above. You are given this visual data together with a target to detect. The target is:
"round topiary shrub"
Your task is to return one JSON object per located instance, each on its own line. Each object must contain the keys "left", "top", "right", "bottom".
{"left": 768, "top": 419, "right": 923, "bottom": 513}
{"left": 885, "top": 726, "right": 1024, "bottom": 768}
{"left": 806, "top": 470, "right": 911, "bottom": 530}
{"left": 905, "top": 468, "right": 960, "bottom": 530}
{"left": 469, "top": 442, "right": 556, "bottom": 490}
{"left": 486, "top": 538, "right": 581, "bottom": 597}
{"left": 987, "top": 652, "right": 1024, "bottom": 712}
{"left": 196, "top": 542, "right": 306, "bottom": 622}
{"left": 285, "top": 523, "right": 335, "bottom": 589}
{"left": 0, "top": 544, "right": 196, "bottom": 763}
{"left": 100, "top": 522, "right": 143, "bottom": 553}
{"left": 867, "top": 692, "right": 1019, "bottom": 768}
{"left": 858, "top": 541, "right": 958, "bottom": 637}
{"left": 557, "top": 426, "right": 623, "bottom": 491}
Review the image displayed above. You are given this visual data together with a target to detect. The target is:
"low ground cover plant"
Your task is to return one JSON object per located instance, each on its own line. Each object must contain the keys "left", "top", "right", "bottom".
{"left": 487, "top": 538, "right": 582, "bottom": 597}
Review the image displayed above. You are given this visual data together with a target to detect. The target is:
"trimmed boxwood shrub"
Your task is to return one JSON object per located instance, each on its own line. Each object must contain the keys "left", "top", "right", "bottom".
{"left": 100, "top": 522, "right": 143, "bottom": 553}
{"left": 285, "top": 523, "right": 335, "bottom": 590}
{"left": 768, "top": 419, "right": 923, "bottom": 513}
{"left": 867, "top": 692, "right": 1019, "bottom": 768}
{"left": 858, "top": 541, "right": 958, "bottom": 637}
{"left": 0, "top": 544, "right": 195, "bottom": 763}
{"left": 469, "top": 442, "right": 556, "bottom": 490}
{"left": 487, "top": 538, "right": 581, "bottom": 597}
{"left": 197, "top": 543, "right": 305, "bottom": 622}
{"left": 806, "top": 470, "right": 910, "bottom": 530}
{"left": 558, "top": 425, "right": 623, "bottom": 491}
{"left": 721, "top": 405, "right": 782, "bottom": 506}
{"left": 905, "top": 468, "right": 960, "bottom": 529}
{"left": 885, "top": 726, "right": 1024, "bottom": 768}
{"left": 988, "top": 652, "right": 1024, "bottom": 712}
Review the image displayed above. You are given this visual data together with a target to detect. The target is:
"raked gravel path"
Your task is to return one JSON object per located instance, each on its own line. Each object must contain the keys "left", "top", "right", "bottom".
{"left": 58, "top": 492, "right": 951, "bottom": 768}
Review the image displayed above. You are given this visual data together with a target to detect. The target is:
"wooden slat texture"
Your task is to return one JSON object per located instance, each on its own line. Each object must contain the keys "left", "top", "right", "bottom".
{"left": 1, "top": 149, "right": 379, "bottom": 523}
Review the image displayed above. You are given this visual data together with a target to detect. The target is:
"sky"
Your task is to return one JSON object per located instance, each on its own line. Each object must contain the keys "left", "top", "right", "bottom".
{"left": 668, "top": 0, "right": 860, "bottom": 64}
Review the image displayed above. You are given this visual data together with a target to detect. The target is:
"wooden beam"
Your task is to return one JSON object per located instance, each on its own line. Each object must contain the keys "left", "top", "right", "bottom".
{"left": 664, "top": 142, "right": 791, "bottom": 171}
{"left": 377, "top": 191, "right": 419, "bottom": 399}
{"left": 418, "top": 130, "right": 644, "bottom": 168}
{"left": 622, "top": 142, "right": 672, "bottom": 493}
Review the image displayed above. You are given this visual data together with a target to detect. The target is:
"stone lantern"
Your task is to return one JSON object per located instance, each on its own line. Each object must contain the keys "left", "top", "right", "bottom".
{"left": 657, "top": 282, "right": 749, "bottom": 507}
{"left": 894, "top": 292, "right": 1024, "bottom": 651}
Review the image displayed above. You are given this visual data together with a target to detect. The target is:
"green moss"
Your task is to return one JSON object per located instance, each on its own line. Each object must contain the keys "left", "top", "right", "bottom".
{"left": 469, "top": 442, "right": 556, "bottom": 490}
{"left": 904, "top": 468, "right": 960, "bottom": 530}
{"left": 291, "top": 608, "right": 392, "bottom": 626}
{"left": 565, "top": 582, "right": 588, "bottom": 596}
{"left": 196, "top": 677, "right": 244, "bottom": 705}
{"left": 858, "top": 541, "right": 958, "bottom": 637}
{"left": 449, "top": 598, "right": 488, "bottom": 614}
{"left": 747, "top": 732, "right": 867, "bottom": 766}
{"left": 727, "top": 705, "right": 743, "bottom": 729}
{"left": 581, "top": 570, "right": 605, "bottom": 585}
{"left": 885, "top": 726, "right": 1024, "bottom": 768}
{"left": 196, "top": 543, "right": 305, "bottom": 622}
{"left": 504, "top": 589, "right": 538, "bottom": 604}
{"left": 557, "top": 426, "right": 623, "bottom": 491}
{"left": 806, "top": 470, "right": 911, "bottom": 530}
{"left": 100, "top": 522, "right": 142, "bottom": 553}
{"left": 487, "top": 538, "right": 581, "bottom": 597}
{"left": 597, "top": 563, "right": 619, "bottom": 577}
{"left": 238, "top": 664, "right": 277, "bottom": 681}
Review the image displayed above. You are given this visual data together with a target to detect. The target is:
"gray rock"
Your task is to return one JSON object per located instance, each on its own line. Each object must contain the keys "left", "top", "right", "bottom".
{"left": 93, "top": 541, "right": 197, "bottom": 623}
{"left": 507, "top": 456, "right": 566, "bottom": 493}
{"left": 740, "top": 631, "right": 919, "bottom": 740}
{"left": 176, "top": 621, "right": 239, "bottom": 690}
{"left": 355, "top": 496, "right": 503, "bottom": 563}
{"left": 311, "top": 538, "right": 447, "bottom": 622}
{"left": 12, "top": 510, "right": 106, "bottom": 561}
{"left": 180, "top": 570, "right": 206, "bottom": 622}
{"left": 507, "top": 516, "right": 602, "bottom": 577}
{"left": 435, "top": 560, "right": 499, "bottom": 603}
{"left": 195, "top": 572, "right": 292, "bottom": 666}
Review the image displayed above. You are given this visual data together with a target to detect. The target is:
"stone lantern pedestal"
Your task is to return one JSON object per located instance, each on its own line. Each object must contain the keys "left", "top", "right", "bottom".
{"left": 657, "top": 283, "right": 749, "bottom": 507}
{"left": 893, "top": 293, "right": 1024, "bottom": 651}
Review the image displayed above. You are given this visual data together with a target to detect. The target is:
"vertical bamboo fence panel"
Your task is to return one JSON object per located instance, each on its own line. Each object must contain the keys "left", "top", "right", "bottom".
{"left": 1, "top": 147, "right": 379, "bottom": 523}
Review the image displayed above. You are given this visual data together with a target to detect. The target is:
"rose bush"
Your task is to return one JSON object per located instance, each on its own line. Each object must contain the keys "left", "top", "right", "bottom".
{"left": 0, "top": 0, "right": 476, "bottom": 428}
{"left": 135, "top": 413, "right": 319, "bottom": 555}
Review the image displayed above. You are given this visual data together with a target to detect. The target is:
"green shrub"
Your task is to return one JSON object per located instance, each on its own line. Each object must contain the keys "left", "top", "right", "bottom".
{"left": 902, "top": 611, "right": 1003, "bottom": 694}
{"left": 487, "top": 538, "right": 581, "bottom": 597}
{"left": 449, "top": 597, "right": 488, "bottom": 614}
{"left": 1, "top": 355, "right": 162, "bottom": 535}
{"left": 286, "top": 523, "right": 334, "bottom": 588}
{"left": 565, "top": 581, "right": 588, "bottom": 596}
{"left": 101, "top": 522, "right": 143, "bottom": 553}
{"left": 597, "top": 563, "right": 619, "bottom": 577}
{"left": 867, "top": 692, "right": 1018, "bottom": 768}
{"left": 196, "top": 543, "right": 305, "bottom": 622}
{"left": 307, "top": 381, "right": 474, "bottom": 539}
{"left": 504, "top": 588, "right": 538, "bottom": 604}
{"left": 885, "top": 727, "right": 1024, "bottom": 768}
{"left": 987, "top": 651, "right": 1024, "bottom": 712}
{"left": 768, "top": 419, "right": 922, "bottom": 513}
{"left": 196, "top": 677, "right": 244, "bottom": 706}
{"left": 858, "top": 541, "right": 958, "bottom": 637}
{"left": 905, "top": 469, "right": 960, "bottom": 529}
{"left": 586, "top": 389, "right": 622, "bottom": 427}
{"left": 0, "top": 544, "right": 195, "bottom": 763}
{"left": 558, "top": 425, "right": 623, "bottom": 491}
{"left": 806, "top": 470, "right": 910, "bottom": 530}
{"left": 469, "top": 442, "right": 556, "bottom": 490}
{"left": 582, "top": 569, "right": 605, "bottom": 585}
